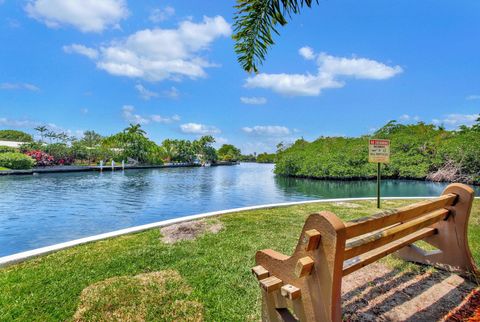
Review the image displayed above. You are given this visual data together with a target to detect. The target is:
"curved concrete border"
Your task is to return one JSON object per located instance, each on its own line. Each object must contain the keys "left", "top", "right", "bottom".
{"left": 1, "top": 196, "right": 478, "bottom": 268}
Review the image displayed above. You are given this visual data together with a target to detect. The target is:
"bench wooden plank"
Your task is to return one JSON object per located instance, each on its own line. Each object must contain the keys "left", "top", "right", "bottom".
{"left": 345, "top": 194, "right": 456, "bottom": 239}
{"left": 342, "top": 227, "right": 437, "bottom": 276}
{"left": 344, "top": 208, "right": 448, "bottom": 260}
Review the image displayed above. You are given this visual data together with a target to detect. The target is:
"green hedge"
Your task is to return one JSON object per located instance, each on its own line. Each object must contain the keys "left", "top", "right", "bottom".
{"left": 0, "top": 130, "right": 33, "bottom": 142}
{"left": 0, "top": 146, "right": 17, "bottom": 153}
{"left": 275, "top": 121, "right": 480, "bottom": 184}
{"left": 0, "top": 152, "right": 35, "bottom": 170}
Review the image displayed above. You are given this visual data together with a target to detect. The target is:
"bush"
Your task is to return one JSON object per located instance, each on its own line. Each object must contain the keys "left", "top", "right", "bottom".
{"left": 218, "top": 144, "right": 241, "bottom": 161}
{"left": 0, "top": 146, "right": 17, "bottom": 153}
{"left": 0, "top": 130, "right": 33, "bottom": 142}
{"left": 44, "top": 143, "right": 74, "bottom": 165}
{"left": 256, "top": 153, "right": 276, "bottom": 163}
{"left": 25, "top": 150, "right": 55, "bottom": 167}
{"left": 274, "top": 120, "right": 480, "bottom": 184}
{"left": 19, "top": 142, "right": 44, "bottom": 153}
{"left": 0, "top": 152, "right": 35, "bottom": 169}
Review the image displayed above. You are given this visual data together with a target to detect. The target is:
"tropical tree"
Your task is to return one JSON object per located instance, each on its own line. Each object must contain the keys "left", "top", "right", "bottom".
{"left": 217, "top": 144, "right": 241, "bottom": 161}
{"left": 160, "top": 139, "right": 178, "bottom": 162}
{"left": 171, "top": 139, "right": 195, "bottom": 163}
{"left": 57, "top": 132, "right": 70, "bottom": 144}
{"left": 194, "top": 136, "right": 217, "bottom": 164}
{"left": 124, "top": 123, "right": 146, "bottom": 136}
{"left": 81, "top": 130, "right": 103, "bottom": 147}
{"left": 103, "top": 124, "right": 158, "bottom": 163}
{"left": 34, "top": 125, "right": 48, "bottom": 143}
{"left": 233, "top": 0, "right": 318, "bottom": 72}
{"left": 45, "top": 130, "right": 59, "bottom": 143}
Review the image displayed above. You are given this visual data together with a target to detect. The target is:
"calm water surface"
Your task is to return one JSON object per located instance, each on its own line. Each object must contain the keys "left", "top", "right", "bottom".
{"left": 1, "top": 163, "right": 478, "bottom": 256}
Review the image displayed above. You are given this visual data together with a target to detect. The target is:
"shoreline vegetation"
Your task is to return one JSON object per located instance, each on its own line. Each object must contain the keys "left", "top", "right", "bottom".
{"left": 0, "top": 125, "right": 268, "bottom": 172}
{"left": 1, "top": 199, "right": 478, "bottom": 320}
{"left": 275, "top": 120, "right": 480, "bottom": 185}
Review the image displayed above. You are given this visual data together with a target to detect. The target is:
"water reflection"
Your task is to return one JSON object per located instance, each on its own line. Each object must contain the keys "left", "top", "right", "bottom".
{"left": 0, "top": 163, "right": 478, "bottom": 256}
{"left": 274, "top": 176, "right": 462, "bottom": 199}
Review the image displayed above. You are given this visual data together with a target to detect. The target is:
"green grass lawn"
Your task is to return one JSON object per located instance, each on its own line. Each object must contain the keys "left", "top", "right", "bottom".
{"left": 0, "top": 199, "right": 479, "bottom": 321}
{"left": 0, "top": 167, "right": 10, "bottom": 171}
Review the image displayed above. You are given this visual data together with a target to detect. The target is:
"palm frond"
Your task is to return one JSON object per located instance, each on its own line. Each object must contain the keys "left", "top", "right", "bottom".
{"left": 233, "top": 0, "right": 318, "bottom": 73}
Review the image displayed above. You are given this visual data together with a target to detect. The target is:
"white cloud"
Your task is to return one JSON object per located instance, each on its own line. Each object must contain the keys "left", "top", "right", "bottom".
{"left": 245, "top": 48, "right": 402, "bottom": 96}
{"left": 122, "top": 105, "right": 180, "bottom": 124}
{"left": 180, "top": 122, "right": 220, "bottom": 135}
{"left": 299, "top": 46, "right": 315, "bottom": 60}
{"left": 122, "top": 105, "right": 149, "bottom": 124}
{"left": 149, "top": 6, "right": 175, "bottom": 23}
{"left": 135, "top": 84, "right": 159, "bottom": 100}
{"left": 68, "top": 16, "right": 231, "bottom": 82}
{"left": 245, "top": 72, "right": 343, "bottom": 96}
{"left": 25, "top": 0, "right": 128, "bottom": 32}
{"left": 317, "top": 53, "right": 403, "bottom": 80}
{"left": 240, "top": 96, "right": 267, "bottom": 105}
{"left": 0, "top": 82, "right": 40, "bottom": 91}
{"left": 399, "top": 114, "right": 420, "bottom": 122}
{"left": 432, "top": 113, "right": 479, "bottom": 128}
{"left": 0, "top": 117, "right": 38, "bottom": 128}
{"left": 163, "top": 86, "right": 180, "bottom": 98}
{"left": 212, "top": 136, "right": 229, "bottom": 149}
{"left": 466, "top": 94, "right": 480, "bottom": 101}
{"left": 242, "top": 125, "right": 291, "bottom": 136}
{"left": 63, "top": 44, "right": 98, "bottom": 59}
{"left": 0, "top": 117, "right": 84, "bottom": 139}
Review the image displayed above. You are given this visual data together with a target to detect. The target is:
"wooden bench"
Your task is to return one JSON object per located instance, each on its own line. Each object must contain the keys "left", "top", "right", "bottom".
{"left": 252, "top": 183, "right": 478, "bottom": 322}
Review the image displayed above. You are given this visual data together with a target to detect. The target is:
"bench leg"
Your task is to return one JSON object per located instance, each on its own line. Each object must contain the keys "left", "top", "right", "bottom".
{"left": 396, "top": 183, "right": 479, "bottom": 280}
{"left": 261, "top": 289, "right": 282, "bottom": 322}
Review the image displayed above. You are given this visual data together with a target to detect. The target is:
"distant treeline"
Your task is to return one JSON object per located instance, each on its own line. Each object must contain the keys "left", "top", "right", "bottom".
{"left": 0, "top": 126, "right": 276, "bottom": 169}
{"left": 275, "top": 119, "right": 480, "bottom": 185}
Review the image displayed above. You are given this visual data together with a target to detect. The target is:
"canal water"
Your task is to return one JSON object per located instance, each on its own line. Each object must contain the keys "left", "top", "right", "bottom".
{"left": 1, "top": 163, "right": 478, "bottom": 256}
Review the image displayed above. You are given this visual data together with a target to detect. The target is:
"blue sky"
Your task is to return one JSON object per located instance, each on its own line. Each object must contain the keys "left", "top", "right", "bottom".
{"left": 0, "top": 0, "right": 479, "bottom": 153}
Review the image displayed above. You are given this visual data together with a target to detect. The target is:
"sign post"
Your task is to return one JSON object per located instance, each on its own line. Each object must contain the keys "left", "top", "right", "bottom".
{"left": 369, "top": 139, "right": 391, "bottom": 208}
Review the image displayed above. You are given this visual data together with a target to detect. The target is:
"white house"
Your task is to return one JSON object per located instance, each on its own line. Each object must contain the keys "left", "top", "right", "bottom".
{"left": 0, "top": 140, "right": 27, "bottom": 148}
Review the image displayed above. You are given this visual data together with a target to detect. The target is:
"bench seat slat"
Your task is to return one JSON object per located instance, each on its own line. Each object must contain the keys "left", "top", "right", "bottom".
{"left": 344, "top": 208, "right": 448, "bottom": 260}
{"left": 342, "top": 227, "right": 437, "bottom": 276}
{"left": 345, "top": 194, "right": 456, "bottom": 239}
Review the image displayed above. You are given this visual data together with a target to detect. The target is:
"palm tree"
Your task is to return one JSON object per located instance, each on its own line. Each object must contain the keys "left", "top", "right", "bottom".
{"left": 34, "top": 125, "right": 48, "bottom": 143}
{"left": 233, "top": 0, "right": 318, "bottom": 72}
{"left": 124, "top": 123, "right": 146, "bottom": 136}
{"left": 161, "top": 139, "right": 177, "bottom": 162}
{"left": 45, "top": 130, "right": 59, "bottom": 144}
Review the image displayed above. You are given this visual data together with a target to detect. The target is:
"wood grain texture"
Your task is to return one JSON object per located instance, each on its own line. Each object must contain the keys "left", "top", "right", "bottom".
{"left": 343, "top": 227, "right": 436, "bottom": 276}
{"left": 345, "top": 193, "right": 456, "bottom": 239}
{"left": 344, "top": 208, "right": 448, "bottom": 260}
{"left": 252, "top": 265, "right": 270, "bottom": 280}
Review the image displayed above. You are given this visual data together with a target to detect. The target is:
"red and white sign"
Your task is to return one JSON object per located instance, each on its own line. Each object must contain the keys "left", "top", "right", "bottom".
{"left": 369, "top": 139, "right": 390, "bottom": 163}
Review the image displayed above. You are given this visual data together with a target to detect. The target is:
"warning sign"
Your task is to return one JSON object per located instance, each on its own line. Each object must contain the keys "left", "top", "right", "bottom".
{"left": 369, "top": 139, "right": 390, "bottom": 163}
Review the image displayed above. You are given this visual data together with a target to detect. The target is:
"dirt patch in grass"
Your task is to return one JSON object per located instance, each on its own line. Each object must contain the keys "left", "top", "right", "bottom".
{"left": 342, "top": 263, "right": 478, "bottom": 321}
{"left": 160, "top": 219, "right": 223, "bottom": 244}
{"left": 73, "top": 270, "right": 203, "bottom": 322}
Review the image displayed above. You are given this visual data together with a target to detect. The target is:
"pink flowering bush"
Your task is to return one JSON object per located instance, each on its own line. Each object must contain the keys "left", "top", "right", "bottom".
{"left": 25, "top": 150, "right": 74, "bottom": 166}
{"left": 25, "top": 150, "right": 55, "bottom": 166}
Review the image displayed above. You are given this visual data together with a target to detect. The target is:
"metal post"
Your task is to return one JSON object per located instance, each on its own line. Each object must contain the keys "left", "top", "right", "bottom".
{"left": 377, "top": 162, "right": 381, "bottom": 208}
